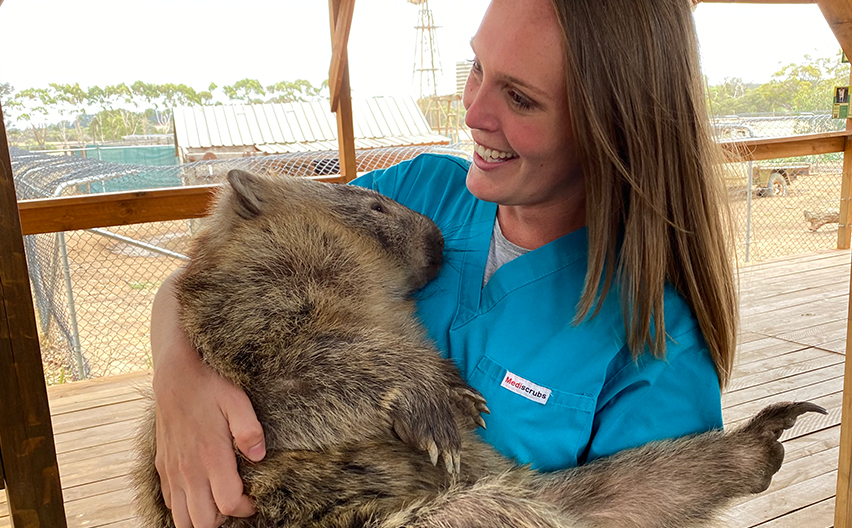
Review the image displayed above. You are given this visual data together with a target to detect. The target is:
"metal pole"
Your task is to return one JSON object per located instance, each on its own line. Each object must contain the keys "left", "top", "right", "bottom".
{"left": 745, "top": 160, "right": 754, "bottom": 262}
{"left": 87, "top": 228, "right": 189, "bottom": 261}
{"left": 57, "top": 231, "right": 86, "bottom": 380}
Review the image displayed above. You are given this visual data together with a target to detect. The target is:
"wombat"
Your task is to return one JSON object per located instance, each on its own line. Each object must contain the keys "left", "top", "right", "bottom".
{"left": 133, "top": 168, "right": 825, "bottom": 528}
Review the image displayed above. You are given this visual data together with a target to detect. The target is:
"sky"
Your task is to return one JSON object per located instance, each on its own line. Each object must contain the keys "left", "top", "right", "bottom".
{"left": 0, "top": 1, "right": 844, "bottom": 101}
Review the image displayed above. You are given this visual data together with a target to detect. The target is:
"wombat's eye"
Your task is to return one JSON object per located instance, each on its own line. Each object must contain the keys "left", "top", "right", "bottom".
{"left": 371, "top": 203, "right": 386, "bottom": 214}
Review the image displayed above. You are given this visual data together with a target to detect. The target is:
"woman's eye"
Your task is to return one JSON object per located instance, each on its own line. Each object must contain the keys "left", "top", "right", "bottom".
{"left": 509, "top": 89, "right": 534, "bottom": 110}
{"left": 371, "top": 203, "right": 386, "bottom": 214}
{"left": 469, "top": 58, "right": 482, "bottom": 74}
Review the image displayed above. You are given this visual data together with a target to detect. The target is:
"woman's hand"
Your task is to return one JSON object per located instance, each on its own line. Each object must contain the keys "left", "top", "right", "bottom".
{"left": 151, "top": 270, "right": 266, "bottom": 528}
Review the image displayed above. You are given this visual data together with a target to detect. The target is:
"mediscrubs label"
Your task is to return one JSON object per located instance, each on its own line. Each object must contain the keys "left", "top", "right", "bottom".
{"left": 501, "top": 370, "right": 551, "bottom": 405}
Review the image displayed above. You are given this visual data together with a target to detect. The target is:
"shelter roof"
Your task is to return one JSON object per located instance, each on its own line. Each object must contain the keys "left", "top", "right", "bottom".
{"left": 173, "top": 96, "right": 449, "bottom": 152}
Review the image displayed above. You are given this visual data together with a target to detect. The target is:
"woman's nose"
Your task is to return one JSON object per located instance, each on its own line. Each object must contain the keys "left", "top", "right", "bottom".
{"left": 463, "top": 75, "right": 498, "bottom": 132}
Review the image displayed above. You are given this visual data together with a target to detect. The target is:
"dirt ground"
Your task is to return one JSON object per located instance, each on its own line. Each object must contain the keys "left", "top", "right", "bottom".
{"left": 37, "top": 220, "right": 192, "bottom": 383}
{"left": 728, "top": 170, "right": 843, "bottom": 265}
{"left": 33, "top": 169, "right": 846, "bottom": 384}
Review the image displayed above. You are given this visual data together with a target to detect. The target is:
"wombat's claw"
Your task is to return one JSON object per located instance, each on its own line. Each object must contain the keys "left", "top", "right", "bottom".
{"left": 427, "top": 441, "right": 439, "bottom": 466}
{"left": 748, "top": 401, "right": 827, "bottom": 440}
{"left": 451, "top": 386, "right": 490, "bottom": 424}
{"left": 393, "top": 420, "right": 414, "bottom": 446}
{"left": 455, "top": 388, "right": 487, "bottom": 406}
{"left": 474, "top": 416, "right": 487, "bottom": 430}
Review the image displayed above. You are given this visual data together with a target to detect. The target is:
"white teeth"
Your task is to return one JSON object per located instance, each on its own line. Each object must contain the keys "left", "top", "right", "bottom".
{"left": 475, "top": 142, "right": 516, "bottom": 162}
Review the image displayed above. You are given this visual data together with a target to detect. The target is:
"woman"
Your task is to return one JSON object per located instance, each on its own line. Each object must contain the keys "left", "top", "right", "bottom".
{"left": 150, "top": 0, "right": 737, "bottom": 526}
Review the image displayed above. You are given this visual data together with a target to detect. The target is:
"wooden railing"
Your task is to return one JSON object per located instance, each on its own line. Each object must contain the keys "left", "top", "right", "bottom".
{"left": 15, "top": 130, "right": 852, "bottom": 245}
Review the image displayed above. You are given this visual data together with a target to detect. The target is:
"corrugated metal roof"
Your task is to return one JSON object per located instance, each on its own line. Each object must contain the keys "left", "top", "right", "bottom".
{"left": 174, "top": 96, "right": 449, "bottom": 151}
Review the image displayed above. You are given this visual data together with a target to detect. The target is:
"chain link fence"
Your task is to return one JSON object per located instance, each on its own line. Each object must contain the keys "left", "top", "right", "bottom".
{"left": 713, "top": 113, "right": 845, "bottom": 263}
{"left": 12, "top": 144, "right": 471, "bottom": 384}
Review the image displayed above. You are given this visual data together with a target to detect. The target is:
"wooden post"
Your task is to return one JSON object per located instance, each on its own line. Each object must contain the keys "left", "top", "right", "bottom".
{"left": 0, "top": 99, "right": 67, "bottom": 525}
{"left": 839, "top": 260, "right": 852, "bottom": 526}
{"left": 328, "top": 0, "right": 357, "bottom": 182}
{"left": 838, "top": 237, "right": 852, "bottom": 528}
{"left": 839, "top": 137, "right": 852, "bottom": 250}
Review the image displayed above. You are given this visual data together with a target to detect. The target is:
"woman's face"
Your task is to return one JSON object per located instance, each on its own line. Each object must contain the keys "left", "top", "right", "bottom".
{"left": 463, "top": 0, "right": 581, "bottom": 209}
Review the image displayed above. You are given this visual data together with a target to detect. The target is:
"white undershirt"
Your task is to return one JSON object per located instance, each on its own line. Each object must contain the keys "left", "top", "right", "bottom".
{"left": 483, "top": 217, "right": 530, "bottom": 286}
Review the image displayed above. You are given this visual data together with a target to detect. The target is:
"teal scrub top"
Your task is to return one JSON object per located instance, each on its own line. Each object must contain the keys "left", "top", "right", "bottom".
{"left": 352, "top": 153, "right": 723, "bottom": 472}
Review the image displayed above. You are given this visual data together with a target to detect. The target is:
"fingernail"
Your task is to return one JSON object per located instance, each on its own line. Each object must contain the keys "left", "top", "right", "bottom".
{"left": 248, "top": 442, "right": 265, "bottom": 461}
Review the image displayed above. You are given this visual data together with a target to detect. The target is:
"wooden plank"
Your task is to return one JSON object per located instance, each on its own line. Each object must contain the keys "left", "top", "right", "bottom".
{"left": 725, "top": 471, "right": 837, "bottom": 527}
{"left": 329, "top": 0, "right": 357, "bottom": 182}
{"left": 836, "top": 249, "right": 852, "bottom": 527}
{"left": 818, "top": 0, "right": 852, "bottom": 60}
{"left": 18, "top": 185, "right": 219, "bottom": 236}
{"left": 728, "top": 353, "right": 846, "bottom": 393}
{"left": 756, "top": 498, "right": 835, "bottom": 528}
{"left": 723, "top": 380, "right": 843, "bottom": 424}
{"left": 0, "top": 93, "right": 68, "bottom": 526}
{"left": 733, "top": 347, "right": 836, "bottom": 379}
{"left": 328, "top": 0, "right": 355, "bottom": 112}
{"left": 720, "top": 130, "right": 850, "bottom": 162}
{"left": 839, "top": 137, "right": 852, "bottom": 250}
{"left": 723, "top": 363, "right": 846, "bottom": 408}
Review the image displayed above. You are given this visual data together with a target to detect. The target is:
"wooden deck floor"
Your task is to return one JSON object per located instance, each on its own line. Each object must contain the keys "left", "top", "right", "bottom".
{"left": 1, "top": 249, "right": 849, "bottom": 527}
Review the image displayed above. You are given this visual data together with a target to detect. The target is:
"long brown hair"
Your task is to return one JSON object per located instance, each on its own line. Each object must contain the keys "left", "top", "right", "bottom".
{"left": 550, "top": 0, "right": 738, "bottom": 387}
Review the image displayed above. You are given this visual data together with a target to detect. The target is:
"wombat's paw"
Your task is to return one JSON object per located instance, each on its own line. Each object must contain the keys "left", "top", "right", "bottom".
{"left": 450, "top": 386, "right": 490, "bottom": 430}
{"left": 391, "top": 394, "right": 463, "bottom": 475}
{"left": 737, "top": 401, "right": 826, "bottom": 493}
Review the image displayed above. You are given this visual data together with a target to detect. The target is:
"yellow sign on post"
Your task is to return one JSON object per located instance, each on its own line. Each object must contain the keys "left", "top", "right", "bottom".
{"left": 834, "top": 86, "right": 850, "bottom": 118}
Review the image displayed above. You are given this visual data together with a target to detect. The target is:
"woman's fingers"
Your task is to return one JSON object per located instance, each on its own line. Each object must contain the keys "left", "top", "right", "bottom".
{"left": 223, "top": 389, "right": 266, "bottom": 462}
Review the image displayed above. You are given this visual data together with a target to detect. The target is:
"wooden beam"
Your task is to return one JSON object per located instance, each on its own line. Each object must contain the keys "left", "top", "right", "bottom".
{"left": 329, "top": 0, "right": 357, "bottom": 182}
{"left": 838, "top": 138, "right": 852, "bottom": 250}
{"left": 838, "top": 250, "right": 852, "bottom": 528}
{"left": 17, "top": 185, "right": 219, "bottom": 236}
{"left": 818, "top": 0, "right": 852, "bottom": 59}
{"left": 719, "top": 130, "right": 851, "bottom": 161}
{"left": 328, "top": 0, "right": 355, "bottom": 113}
{"left": 0, "top": 90, "right": 67, "bottom": 527}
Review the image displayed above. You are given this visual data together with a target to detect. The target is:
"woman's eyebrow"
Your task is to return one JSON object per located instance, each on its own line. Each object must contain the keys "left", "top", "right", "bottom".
{"left": 469, "top": 38, "right": 550, "bottom": 101}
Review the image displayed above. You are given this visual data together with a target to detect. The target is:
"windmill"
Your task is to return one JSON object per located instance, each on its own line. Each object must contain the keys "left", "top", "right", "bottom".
{"left": 408, "top": 0, "right": 441, "bottom": 99}
{"left": 406, "top": 0, "right": 463, "bottom": 142}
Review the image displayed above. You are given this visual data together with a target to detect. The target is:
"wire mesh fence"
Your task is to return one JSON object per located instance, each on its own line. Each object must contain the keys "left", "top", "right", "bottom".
{"left": 712, "top": 113, "right": 845, "bottom": 263}
{"left": 12, "top": 144, "right": 471, "bottom": 384}
{"left": 10, "top": 113, "right": 849, "bottom": 383}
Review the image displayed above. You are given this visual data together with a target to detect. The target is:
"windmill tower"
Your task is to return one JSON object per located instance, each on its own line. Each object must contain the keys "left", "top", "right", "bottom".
{"left": 409, "top": 0, "right": 441, "bottom": 99}
{"left": 406, "top": 0, "right": 463, "bottom": 142}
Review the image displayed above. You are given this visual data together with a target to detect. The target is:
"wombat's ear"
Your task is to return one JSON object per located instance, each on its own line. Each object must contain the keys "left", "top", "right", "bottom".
{"left": 227, "top": 169, "right": 265, "bottom": 219}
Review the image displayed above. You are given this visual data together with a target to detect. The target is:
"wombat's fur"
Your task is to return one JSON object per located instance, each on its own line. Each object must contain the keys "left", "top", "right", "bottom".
{"left": 133, "top": 169, "right": 825, "bottom": 528}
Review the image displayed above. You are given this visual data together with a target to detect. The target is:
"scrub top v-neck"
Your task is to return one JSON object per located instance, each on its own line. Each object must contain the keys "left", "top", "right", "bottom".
{"left": 352, "top": 153, "right": 722, "bottom": 472}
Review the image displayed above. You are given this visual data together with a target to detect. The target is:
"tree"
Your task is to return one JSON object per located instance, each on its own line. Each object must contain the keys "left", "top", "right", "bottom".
{"left": 266, "top": 79, "right": 327, "bottom": 103}
{"left": 222, "top": 78, "right": 266, "bottom": 103}
{"left": 49, "top": 83, "right": 89, "bottom": 146}
{"left": 0, "top": 82, "right": 14, "bottom": 128}
{"left": 13, "top": 88, "right": 55, "bottom": 148}
{"left": 707, "top": 53, "right": 850, "bottom": 117}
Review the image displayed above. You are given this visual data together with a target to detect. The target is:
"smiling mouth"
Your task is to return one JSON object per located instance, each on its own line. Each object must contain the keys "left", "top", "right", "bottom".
{"left": 474, "top": 142, "right": 518, "bottom": 163}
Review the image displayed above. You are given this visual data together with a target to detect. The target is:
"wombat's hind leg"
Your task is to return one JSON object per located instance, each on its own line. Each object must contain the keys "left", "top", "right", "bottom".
{"left": 528, "top": 401, "right": 825, "bottom": 528}
{"left": 733, "top": 401, "right": 827, "bottom": 493}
